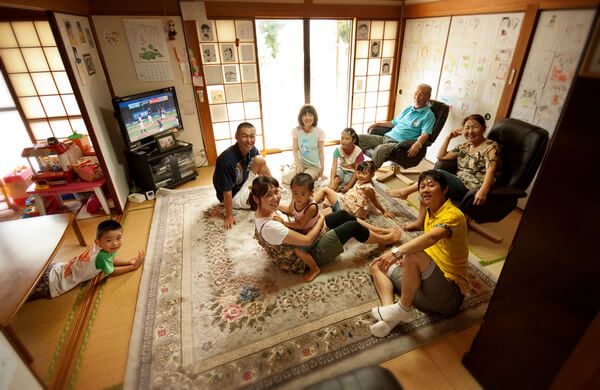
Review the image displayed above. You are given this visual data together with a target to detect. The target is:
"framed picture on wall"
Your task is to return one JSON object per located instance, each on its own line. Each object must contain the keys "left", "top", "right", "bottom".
{"left": 235, "top": 20, "right": 254, "bottom": 41}
{"left": 220, "top": 43, "right": 237, "bottom": 63}
{"left": 357, "top": 21, "right": 369, "bottom": 40}
{"left": 83, "top": 53, "right": 96, "bottom": 75}
{"left": 241, "top": 64, "right": 257, "bottom": 82}
{"left": 238, "top": 43, "right": 255, "bottom": 62}
{"left": 198, "top": 20, "right": 215, "bottom": 42}
{"left": 200, "top": 44, "right": 218, "bottom": 63}
{"left": 381, "top": 59, "right": 392, "bottom": 74}
{"left": 370, "top": 40, "right": 381, "bottom": 58}
{"left": 223, "top": 64, "right": 239, "bottom": 83}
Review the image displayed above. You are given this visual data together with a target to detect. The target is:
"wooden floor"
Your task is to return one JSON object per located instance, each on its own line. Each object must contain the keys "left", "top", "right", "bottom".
{"left": 11, "top": 155, "right": 520, "bottom": 389}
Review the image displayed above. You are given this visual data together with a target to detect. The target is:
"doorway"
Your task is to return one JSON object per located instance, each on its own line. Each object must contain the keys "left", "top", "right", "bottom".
{"left": 256, "top": 19, "right": 352, "bottom": 151}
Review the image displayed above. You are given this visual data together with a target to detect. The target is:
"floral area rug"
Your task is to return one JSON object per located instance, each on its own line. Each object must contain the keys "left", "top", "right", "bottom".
{"left": 124, "top": 183, "right": 495, "bottom": 389}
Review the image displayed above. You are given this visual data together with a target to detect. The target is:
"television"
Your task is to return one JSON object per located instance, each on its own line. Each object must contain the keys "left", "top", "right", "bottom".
{"left": 113, "top": 86, "right": 183, "bottom": 151}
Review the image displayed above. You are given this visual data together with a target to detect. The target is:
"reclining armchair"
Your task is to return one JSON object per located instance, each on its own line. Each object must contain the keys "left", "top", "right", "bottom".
{"left": 367, "top": 99, "right": 449, "bottom": 182}
{"left": 435, "top": 118, "right": 549, "bottom": 240}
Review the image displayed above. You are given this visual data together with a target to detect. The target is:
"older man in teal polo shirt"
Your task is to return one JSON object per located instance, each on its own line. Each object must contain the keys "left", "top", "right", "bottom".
{"left": 359, "top": 84, "right": 435, "bottom": 167}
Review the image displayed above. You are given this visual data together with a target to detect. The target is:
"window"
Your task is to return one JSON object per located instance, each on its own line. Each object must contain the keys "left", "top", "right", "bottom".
{"left": 0, "top": 21, "right": 87, "bottom": 143}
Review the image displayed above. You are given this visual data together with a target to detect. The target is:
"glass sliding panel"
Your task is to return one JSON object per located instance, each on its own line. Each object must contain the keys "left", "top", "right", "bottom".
{"left": 256, "top": 19, "right": 304, "bottom": 150}
{"left": 309, "top": 19, "right": 352, "bottom": 141}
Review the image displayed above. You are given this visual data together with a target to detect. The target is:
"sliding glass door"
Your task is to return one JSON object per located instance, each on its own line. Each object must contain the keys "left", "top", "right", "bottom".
{"left": 256, "top": 19, "right": 352, "bottom": 151}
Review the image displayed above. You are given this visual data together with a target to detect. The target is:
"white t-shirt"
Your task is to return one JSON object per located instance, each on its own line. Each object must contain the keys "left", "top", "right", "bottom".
{"left": 291, "top": 126, "right": 325, "bottom": 169}
{"left": 255, "top": 215, "right": 290, "bottom": 245}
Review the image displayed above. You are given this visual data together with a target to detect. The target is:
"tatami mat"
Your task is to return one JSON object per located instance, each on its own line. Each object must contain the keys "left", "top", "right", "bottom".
{"left": 71, "top": 207, "right": 152, "bottom": 389}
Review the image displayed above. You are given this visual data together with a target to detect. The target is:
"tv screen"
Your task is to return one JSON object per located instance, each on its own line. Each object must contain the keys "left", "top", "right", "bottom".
{"left": 113, "top": 87, "right": 183, "bottom": 150}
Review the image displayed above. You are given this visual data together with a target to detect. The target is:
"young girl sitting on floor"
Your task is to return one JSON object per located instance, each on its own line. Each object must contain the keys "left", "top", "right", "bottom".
{"left": 328, "top": 127, "right": 365, "bottom": 193}
{"left": 275, "top": 173, "right": 319, "bottom": 234}
{"left": 315, "top": 161, "right": 394, "bottom": 220}
{"left": 282, "top": 104, "right": 326, "bottom": 184}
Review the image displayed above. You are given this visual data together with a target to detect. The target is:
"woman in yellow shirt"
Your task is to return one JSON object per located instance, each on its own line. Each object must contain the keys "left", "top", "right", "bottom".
{"left": 369, "top": 170, "right": 469, "bottom": 337}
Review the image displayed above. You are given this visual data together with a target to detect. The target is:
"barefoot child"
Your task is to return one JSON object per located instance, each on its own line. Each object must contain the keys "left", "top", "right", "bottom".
{"left": 328, "top": 128, "right": 365, "bottom": 193}
{"left": 315, "top": 161, "right": 394, "bottom": 220}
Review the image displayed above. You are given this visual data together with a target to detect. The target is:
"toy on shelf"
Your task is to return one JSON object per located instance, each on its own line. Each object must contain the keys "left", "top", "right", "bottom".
{"left": 3, "top": 166, "right": 33, "bottom": 208}
{"left": 22, "top": 137, "right": 83, "bottom": 186}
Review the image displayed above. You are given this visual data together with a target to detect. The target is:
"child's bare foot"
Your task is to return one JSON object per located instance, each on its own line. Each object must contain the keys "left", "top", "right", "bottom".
{"left": 402, "top": 221, "right": 423, "bottom": 231}
{"left": 388, "top": 188, "right": 409, "bottom": 200}
{"left": 303, "top": 267, "right": 321, "bottom": 282}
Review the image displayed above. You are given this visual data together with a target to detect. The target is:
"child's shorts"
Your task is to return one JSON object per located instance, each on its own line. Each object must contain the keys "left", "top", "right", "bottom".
{"left": 336, "top": 167, "right": 354, "bottom": 188}
{"left": 29, "top": 263, "right": 58, "bottom": 300}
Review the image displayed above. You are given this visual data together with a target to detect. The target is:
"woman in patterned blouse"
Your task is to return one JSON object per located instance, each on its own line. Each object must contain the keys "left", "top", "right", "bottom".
{"left": 389, "top": 114, "right": 501, "bottom": 231}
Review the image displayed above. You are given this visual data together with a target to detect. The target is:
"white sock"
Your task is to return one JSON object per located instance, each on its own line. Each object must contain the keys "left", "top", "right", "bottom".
{"left": 371, "top": 302, "right": 412, "bottom": 322}
{"left": 370, "top": 320, "right": 393, "bottom": 338}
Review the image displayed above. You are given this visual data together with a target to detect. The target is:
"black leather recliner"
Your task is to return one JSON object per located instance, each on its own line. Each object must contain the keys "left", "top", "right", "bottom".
{"left": 367, "top": 99, "right": 449, "bottom": 169}
{"left": 435, "top": 118, "right": 549, "bottom": 223}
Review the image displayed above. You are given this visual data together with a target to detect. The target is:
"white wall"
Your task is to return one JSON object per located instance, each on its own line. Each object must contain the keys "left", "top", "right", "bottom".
{"left": 92, "top": 15, "right": 207, "bottom": 167}
{"left": 54, "top": 13, "right": 130, "bottom": 210}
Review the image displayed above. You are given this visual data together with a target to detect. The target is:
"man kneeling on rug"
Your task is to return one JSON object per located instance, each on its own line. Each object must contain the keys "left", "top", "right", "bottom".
{"left": 213, "top": 122, "right": 272, "bottom": 229}
{"left": 369, "top": 170, "right": 469, "bottom": 338}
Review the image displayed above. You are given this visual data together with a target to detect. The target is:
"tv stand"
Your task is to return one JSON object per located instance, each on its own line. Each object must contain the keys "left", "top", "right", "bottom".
{"left": 125, "top": 142, "right": 197, "bottom": 192}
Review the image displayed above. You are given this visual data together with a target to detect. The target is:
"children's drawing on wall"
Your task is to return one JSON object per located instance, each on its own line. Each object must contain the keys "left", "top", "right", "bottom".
{"left": 65, "top": 21, "right": 76, "bottom": 45}
{"left": 381, "top": 59, "right": 392, "bottom": 74}
{"left": 76, "top": 21, "right": 86, "bottom": 43}
{"left": 462, "top": 79, "right": 478, "bottom": 100}
{"left": 235, "top": 20, "right": 254, "bottom": 42}
{"left": 421, "top": 21, "right": 433, "bottom": 43}
{"left": 558, "top": 20, "right": 590, "bottom": 53}
{"left": 420, "top": 45, "right": 430, "bottom": 60}
{"left": 495, "top": 48, "right": 512, "bottom": 62}
{"left": 357, "top": 22, "right": 369, "bottom": 40}
{"left": 537, "top": 83, "right": 568, "bottom": 120}
{"left": 484, "top": 80, "right": 503, "bottom": 105}
{"left": 200, "top": 44, "right": 218, "bottom": 63}
{"left": 497, "top": 16, "right": 520, "bottom": 47}
{"left": 370, "top": 40, "right": 381, "bottom": 58}
{"left": 198, "top": 21, "right": 215, "bottom": 42}
{"left": 450, "top": 18, "right": 466, "bottom": 44}
{"left": 458, "top": 49, "right": 473, "bottom": 79}
{"left": 85, "top": 28, "right": 95, "bottom": 48}
{"left": 221, "top": 43, "right": 237, "bottom": 63}
{"left": 209, "top": 88, "right": 225, "bottom": 104}
{"left": 495, "top": 63, "right": 508, "bottom": 80}
{"left": 472, "top": 52, "right": 491, "bottom": 80}
{"left": 466, "top": 17, "right": 481, "bottom": 46}
{"left": 549, "top": 54, "right": 575, "bottom": 83}
{"left": 103, "top": 31, "right": 120, "bottom": 47}
{"left": 443, "top": 51, "right": 458, "bottom": 75}
{"left": 442, "top": 78, "right": 452, "bottom": 95}
{"left": 71, "top": 46, "right": 88, "bottom": 85}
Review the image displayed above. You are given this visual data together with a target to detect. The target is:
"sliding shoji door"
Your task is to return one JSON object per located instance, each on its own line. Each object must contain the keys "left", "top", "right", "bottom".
{"left": 510, "top": 9, "right": 594, "bottom": 137}
{"left": 198, "top": 20, "right": 263, "bottom": 155}
{"left": 350, "top": 20, "right": 398, "bottom": 134}
{"left": 395, "top": 17, "right": 450, "bottom": 116}
{"left": 429, "top": 13, "right": 524, "bottom": 161}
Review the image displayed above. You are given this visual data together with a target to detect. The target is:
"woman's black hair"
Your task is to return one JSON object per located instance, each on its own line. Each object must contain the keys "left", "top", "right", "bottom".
{"left": 462, "top": 114, "right": 486, "bottom": 129}
{"left": 417, "top": 169, "right": 449, "bottom": 199}
{"left": 297, "top": 104, "right": 318, "bottom": 127}
{"left": 342, "top": 127, "right": 360, "bottom": 146}
{"left": 290, "top": 173, "right": 314, "bottom": 191}
{"left": 248, "top": 176, "right": 280, "bottom": 211}
{"left": 356, "top": 160, "right": 376, "bottom": 175}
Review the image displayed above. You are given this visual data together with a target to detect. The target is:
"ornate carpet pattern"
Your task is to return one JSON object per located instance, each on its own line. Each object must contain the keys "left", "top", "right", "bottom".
{"left": 124, "top": 184, "right": 495, "bottom": 389}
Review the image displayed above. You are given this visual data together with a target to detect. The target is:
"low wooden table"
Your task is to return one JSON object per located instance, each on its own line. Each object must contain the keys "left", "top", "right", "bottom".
{"left": 26, "top": 179, "right": 110, "bottom": 216}
{"left": 0, "top": 214, "right": 74, "bottom": 371}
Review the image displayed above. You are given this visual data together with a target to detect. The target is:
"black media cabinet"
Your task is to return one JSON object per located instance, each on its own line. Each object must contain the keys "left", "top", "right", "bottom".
{"left": 125, "top": 142, "right": 197, "bottom": 191}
